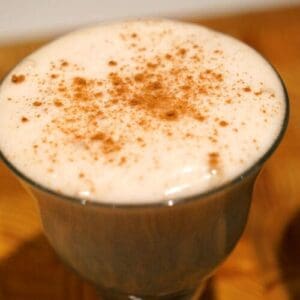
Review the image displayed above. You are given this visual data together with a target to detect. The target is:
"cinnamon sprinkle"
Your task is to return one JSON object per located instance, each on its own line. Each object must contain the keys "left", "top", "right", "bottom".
{"left": 108, "top": 60, "right": 118, "bottom": 66}
{"left": 208, "top": 152, "right": 219, "bottom": 168}
{"left": 11, "top": 74, "right": 25, "bottom": 84}
{"left": 32, "top": 31, "right": 260, "bottom": 166}
{"left": 21, "top": 116, "right": 29, "bottom": 123}
{"left": 54, "top": 99, "right": 63, "bottom": 107}
{"left": 243, "top": 86, "right": 251, "bottom": 92}
{"left": 219, "top": 120, "right": 228, "bottom": 127}
{"left": 33, "top": 101, "right": 42, "bottom": 107}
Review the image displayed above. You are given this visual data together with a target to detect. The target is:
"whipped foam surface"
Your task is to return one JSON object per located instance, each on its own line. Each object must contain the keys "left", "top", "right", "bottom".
{"left": 0, "top": 20, "right": 286, "bottom": 204}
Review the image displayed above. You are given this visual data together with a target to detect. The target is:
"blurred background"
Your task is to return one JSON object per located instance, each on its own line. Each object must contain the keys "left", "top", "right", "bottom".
{"left": 1, "top": 1, "right": 300, "bottom": 300}
{"left": 0, "top": 0, "right": 299, "bottom": 44}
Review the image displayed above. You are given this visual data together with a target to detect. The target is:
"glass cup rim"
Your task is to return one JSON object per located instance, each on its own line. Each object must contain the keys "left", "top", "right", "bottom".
{"left": 0, "top": 44, "right": 289, "bottom": 209}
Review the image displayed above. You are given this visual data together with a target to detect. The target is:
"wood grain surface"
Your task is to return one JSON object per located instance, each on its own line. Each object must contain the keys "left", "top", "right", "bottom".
{"left": 0, "top": 5, "right": 300, "bottom": 300}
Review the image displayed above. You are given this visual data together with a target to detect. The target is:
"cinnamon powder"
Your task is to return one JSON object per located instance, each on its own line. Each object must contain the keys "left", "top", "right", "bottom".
{"left": 27, "top": 31, "right": 256, "bottom": 165}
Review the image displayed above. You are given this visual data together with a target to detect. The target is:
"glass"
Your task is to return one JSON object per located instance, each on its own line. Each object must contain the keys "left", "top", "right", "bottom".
{"left": 0, "top": 64, "right": 289, "bottom": 299}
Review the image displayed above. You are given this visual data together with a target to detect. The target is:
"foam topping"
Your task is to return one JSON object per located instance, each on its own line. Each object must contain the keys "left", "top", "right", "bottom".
{"left": 0, "top": 20, "right": 286, "bottom": 204}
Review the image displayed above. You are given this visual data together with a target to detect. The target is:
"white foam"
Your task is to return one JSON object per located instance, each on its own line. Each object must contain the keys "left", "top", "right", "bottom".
{"left": 0, "top": 20, "right": 286, "bottom": 204}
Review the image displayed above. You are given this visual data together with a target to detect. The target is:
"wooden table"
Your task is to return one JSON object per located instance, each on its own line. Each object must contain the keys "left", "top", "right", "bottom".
{"left": 0, "top": 5, "right": 300, "bottom": 299}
